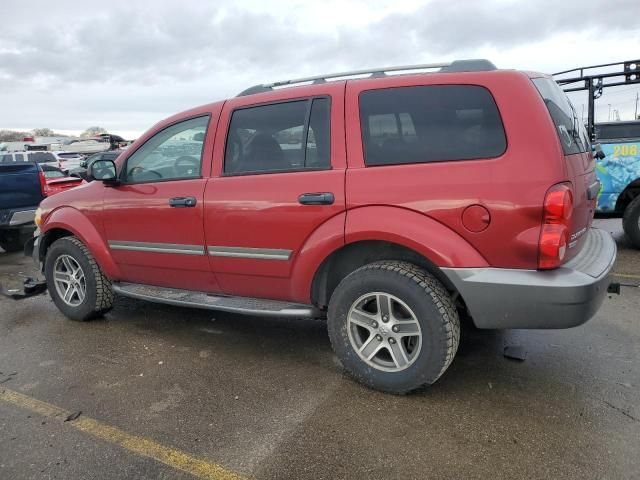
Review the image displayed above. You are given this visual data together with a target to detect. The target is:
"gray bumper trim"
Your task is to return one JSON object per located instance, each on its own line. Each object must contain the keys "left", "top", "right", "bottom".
{"left": 9, "top": 209, "right": 36, "bottom": 226}
{"left": 442, "top": 228, "right": 616, "bottom": 329}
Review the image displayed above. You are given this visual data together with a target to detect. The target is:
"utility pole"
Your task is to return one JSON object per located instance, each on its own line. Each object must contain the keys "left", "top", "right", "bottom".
{"left": 635, "top": 91, "right": 638, "bottom": 120}
{"left": 608, "top": 104, "right": 612, "bottom": 121}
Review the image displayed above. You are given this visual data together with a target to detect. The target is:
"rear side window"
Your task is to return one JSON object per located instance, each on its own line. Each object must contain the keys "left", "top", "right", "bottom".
{"left": 533, "top": 78, "right": 590, "bottom": 155}
{"left": 31, "top": 152, "right": 56, "bottom": 163}
{"left": 14, "top": 153, "right": 24, "bottom": 162}
{"left": 224, "top": 97, "right": 330, "bottom": 175}
{"left": 359, "top": 85, "right": 506, "bottom": 166}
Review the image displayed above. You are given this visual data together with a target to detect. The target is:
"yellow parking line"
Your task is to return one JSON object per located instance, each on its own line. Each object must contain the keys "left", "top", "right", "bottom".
{"left": 0, "top": 388, "right": 245, "bottom": 480}
{"left": 613, "top": 272, "right": 640, "bottom": 280}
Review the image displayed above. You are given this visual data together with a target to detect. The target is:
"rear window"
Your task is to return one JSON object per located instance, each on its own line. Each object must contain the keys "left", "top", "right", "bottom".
{"left": 1, "top": 154, "right": 13, "bottom": 163}
{"left": 359, "top": 85, "right": 506, "bottom": 166}
{"left": 30, "top": 152, "right": 56, "bottom": 163}
{"left": 533, "top": 78, "right": 590, "bottom": 155}
{"left": 57, "top": 152, "right": 81, "bottom": 159}
{"left": 595, "top": 122, "right": 640, "bottom": 141}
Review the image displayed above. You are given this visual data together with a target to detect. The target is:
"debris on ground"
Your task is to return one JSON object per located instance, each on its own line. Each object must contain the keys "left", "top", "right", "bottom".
{"left": 503, "top": 345, "right": 527, "bottom": 361}
{"left": 64, "top": 411, "right": 82, "bottom": 422}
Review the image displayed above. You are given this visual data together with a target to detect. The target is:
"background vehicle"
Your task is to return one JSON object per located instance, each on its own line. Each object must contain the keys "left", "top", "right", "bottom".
{"left": 30, "top": 60, "right": 616, "bottom": 393}
{"left": 69, "top": 150, "right": 122, "bottom": 180}
{"left": 554, "top": 60, "right": 640, "bottom": 248}
{"left": 40, "top": 165, "right": 86, "bottom": 195}
{"left": 0, "top": 162, "right": 45, "bottom": 252}
{"left": 593, "top": 121, "right": 640, "bottom": 247}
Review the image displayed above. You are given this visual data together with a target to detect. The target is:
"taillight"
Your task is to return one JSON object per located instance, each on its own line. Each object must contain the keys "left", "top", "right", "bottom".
{"left": 38, "top": 170, "right": 49, "bottom": 197}
{"left": 538, "top": 183, "right": 573, "bottom": 269}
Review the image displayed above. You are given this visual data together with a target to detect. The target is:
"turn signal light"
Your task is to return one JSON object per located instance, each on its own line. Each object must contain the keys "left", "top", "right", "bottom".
{"left": 538, "top": 183, "right": 573, "bottom": 270}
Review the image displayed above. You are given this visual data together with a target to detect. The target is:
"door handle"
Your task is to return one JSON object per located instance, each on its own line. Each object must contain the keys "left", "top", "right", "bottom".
{"left": 298, "top": 192, "right": 335, "bottom": 205}
{"left": 169, "top": 196, "right": 197, "bottom": 208}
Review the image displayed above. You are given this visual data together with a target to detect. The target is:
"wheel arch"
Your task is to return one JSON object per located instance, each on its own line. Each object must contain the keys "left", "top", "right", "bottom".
{"left": 310, "top": 240, "right": 466, "bottom": 313}
{"left": 41, "top": 207, "right": 121, "bottom": 279}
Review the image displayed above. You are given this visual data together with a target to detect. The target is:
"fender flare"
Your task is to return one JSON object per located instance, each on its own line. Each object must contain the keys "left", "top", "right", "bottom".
{"left": 344, "top": 206, "right": 489, "bottom": 267}
{"left": 291, "top": 206, "right": 489, "bottom": 304}
{"left": 41, "top": 207, "right": 121, "bottom": 279}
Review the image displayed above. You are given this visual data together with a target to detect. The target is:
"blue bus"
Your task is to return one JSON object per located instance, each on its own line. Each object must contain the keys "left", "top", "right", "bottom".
{"left": 594, "top": 120, "right": 640, "bottom": 248}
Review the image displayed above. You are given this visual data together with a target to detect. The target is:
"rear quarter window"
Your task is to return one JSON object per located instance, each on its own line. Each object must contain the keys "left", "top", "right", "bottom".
{"left": 533, "top": 78, "right": 590, "bottom": 155}
{"left": 359, "top": 85, "right": 506, "bottom": 166}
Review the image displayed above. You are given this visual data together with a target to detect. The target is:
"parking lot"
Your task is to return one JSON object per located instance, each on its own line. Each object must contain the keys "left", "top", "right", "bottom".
{"left": 0, "top": 218, "right": 638, "bottom": 479}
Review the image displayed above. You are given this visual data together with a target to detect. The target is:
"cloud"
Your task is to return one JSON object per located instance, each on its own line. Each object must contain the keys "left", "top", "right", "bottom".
{"left": 1, "top": 0, "right": 639, "bottom": 134}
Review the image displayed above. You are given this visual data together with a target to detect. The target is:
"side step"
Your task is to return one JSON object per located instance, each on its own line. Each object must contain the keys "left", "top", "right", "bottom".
{"left": 112, "top": 282, "right": 322, "bottom": 318}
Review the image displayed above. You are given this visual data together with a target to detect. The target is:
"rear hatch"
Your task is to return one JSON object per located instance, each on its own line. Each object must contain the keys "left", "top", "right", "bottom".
{"left": 532, "top": 77, "right": 596, "bottom": 260}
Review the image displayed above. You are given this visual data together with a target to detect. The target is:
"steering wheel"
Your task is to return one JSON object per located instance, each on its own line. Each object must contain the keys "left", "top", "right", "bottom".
{"left": 129, "top": 166, "right": 162, "bottom": 180}
{"left": 174, "top": 156, "right": 199, "bottom": 177}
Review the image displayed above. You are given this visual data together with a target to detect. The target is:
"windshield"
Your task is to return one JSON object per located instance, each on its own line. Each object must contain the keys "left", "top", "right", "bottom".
{"left": 533, "top": 78, "right": 590, "bottom": 155}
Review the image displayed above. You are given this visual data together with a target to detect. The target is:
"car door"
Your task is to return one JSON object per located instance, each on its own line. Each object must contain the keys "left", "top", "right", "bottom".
{"left": 102, "top": 112, "right": 221, "bottom": 292}
{"left": 204, "top": 83, "right": 346, "bottom": 301}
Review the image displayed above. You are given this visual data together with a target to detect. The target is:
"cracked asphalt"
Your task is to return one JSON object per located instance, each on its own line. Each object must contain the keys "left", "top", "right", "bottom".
{"left": 0, "top": 218, "right": 638, "bottom": 479}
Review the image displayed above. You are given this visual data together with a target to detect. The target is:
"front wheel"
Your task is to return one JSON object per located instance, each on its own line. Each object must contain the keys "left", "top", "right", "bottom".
{"left": 327, "top": 261, "right": 460, "bottom": 394}
{"left": 45, "top": 236, "right": 114, "bottom": 321}
{"left": 622, "top": 195, "right": 640, "bottom": 249}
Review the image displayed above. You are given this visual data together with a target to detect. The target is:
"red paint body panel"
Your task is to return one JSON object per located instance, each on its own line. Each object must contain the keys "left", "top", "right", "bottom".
{"left": 45, "top": 177, "right": 86, "bottom": 196}
{"left": 202, "top": 82, "right": 347, "bottom": 300}
{"left": 36, "top": 68, "right": 595, "bottom": 307}
{"left": 43, "top": 205, "right": 121, "bottom": 279}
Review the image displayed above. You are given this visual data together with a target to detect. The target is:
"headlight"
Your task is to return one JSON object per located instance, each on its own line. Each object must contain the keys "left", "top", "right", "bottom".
{"left": 34, "top": 207, "right": 42, "bottom": 227}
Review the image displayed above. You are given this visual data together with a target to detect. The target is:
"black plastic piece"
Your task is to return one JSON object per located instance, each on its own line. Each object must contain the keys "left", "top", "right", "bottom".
{"left": 0, "top": 278, "right": 47, "bottom": 300}
{"left": 607, "top": 282, "right": 621, "bottom": 294}
{"left": 237, "top": 85, "right": 273, "bottom": 97}
{"left": 440, "top": 59, "right": 497, "bottom": 73}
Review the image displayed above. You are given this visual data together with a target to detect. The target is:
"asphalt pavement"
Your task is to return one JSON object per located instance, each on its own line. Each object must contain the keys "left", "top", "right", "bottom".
{"left": 0, "top": 218, "right": 638, "bottom": 479}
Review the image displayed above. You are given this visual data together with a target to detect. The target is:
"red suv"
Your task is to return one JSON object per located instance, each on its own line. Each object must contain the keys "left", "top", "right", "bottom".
{"left": 28, "top": 60, "right": 616, "bottom": 393}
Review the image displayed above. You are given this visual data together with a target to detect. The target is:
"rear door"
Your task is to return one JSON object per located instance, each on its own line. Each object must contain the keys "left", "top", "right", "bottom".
{"left": 533, "top": 78, "right": 596, "bottom": 252}
{"left": 102, "top": 113, "right": 221, "bottom": 292}
{"left": 203, "top": 84, "right": 346, "bottom": 301}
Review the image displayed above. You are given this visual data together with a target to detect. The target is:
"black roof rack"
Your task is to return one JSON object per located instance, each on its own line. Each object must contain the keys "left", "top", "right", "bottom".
{"left": 237, "top": 59, "right": 497, "bottom": 97}
{"left": 553, "top": 59, "right": 640, "bottom": 140}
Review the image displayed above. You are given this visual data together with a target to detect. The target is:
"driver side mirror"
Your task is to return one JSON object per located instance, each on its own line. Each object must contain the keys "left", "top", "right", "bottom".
{"left": 88, "top": 159, "right": 118, "bottom": 184}
{"left": 80, "top": 160, "right": 87, "bottom": 168}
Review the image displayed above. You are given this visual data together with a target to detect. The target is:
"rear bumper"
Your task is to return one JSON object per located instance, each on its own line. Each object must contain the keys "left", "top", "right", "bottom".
{"left": 442, "top": 228, "right": 616, "bottom": 329}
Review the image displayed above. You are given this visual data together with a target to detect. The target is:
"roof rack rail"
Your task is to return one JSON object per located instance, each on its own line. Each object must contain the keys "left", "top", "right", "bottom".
{"left": 237, "top": 59, "right": 497, "bottom": 96}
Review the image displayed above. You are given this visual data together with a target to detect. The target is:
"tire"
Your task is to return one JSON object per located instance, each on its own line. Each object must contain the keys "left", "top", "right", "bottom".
{"left": 622, "top": 195, "right": 640, "bottom": 249}
{"left": 44, "top": 236, "right": 114, "bottom": 321}
{"left": 0, "top": 230, "right": 32, "bottom": 253}
{"left": 327, "top": 261, "right": 460, "bottom": 394}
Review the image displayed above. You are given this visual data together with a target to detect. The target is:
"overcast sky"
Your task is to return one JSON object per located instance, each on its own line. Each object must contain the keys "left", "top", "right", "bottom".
{"left": 1, "top": 0, "right": 639, "bottom": 138}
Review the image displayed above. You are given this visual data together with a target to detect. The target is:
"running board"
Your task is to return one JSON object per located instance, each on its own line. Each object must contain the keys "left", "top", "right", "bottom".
{"left": 112, "top": 282, "right": 322, "bottom": 318}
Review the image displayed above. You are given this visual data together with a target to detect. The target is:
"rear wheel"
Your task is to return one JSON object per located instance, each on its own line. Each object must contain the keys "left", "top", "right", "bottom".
{"left": 45, "top": 236, "right": 114, "bottom": 321}
{"left": 327, "top": 261, "right": 460, "bottom": 394}
{"left": 622, "top": 195, "right": 640, "bottom": 249}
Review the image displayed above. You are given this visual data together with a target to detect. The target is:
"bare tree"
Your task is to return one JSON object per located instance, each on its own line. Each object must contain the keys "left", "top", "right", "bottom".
{"left": 32, "top": 128, "right": 55, "bottom": 137}
{"left": 80, "top": 126, "right": 108, "bottom": 138}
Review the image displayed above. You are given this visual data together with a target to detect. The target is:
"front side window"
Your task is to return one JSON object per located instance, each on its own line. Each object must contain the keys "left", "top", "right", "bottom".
{"left": 360, "top": 85, "right": 506, "bottom": 166}
{"left": 14, "top": 153, "right": 24, "bottom": 162}
{"left": 224, "top": 97, "right": 330, "bottom": 175}
{"left": 124, "top": 116, "right": 209, "bottom": 183}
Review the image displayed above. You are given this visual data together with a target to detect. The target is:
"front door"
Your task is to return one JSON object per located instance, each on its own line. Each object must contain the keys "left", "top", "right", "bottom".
{"left": 103, "top": 114, "right": 220, "bottom": 292}
{"left": 204, "top": 84, "right": 346, "bottom": 301}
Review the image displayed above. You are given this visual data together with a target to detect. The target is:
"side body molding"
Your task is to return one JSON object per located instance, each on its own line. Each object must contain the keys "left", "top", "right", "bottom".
{"left": 42, "top": 207, "right": 122, "bottom": 279}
